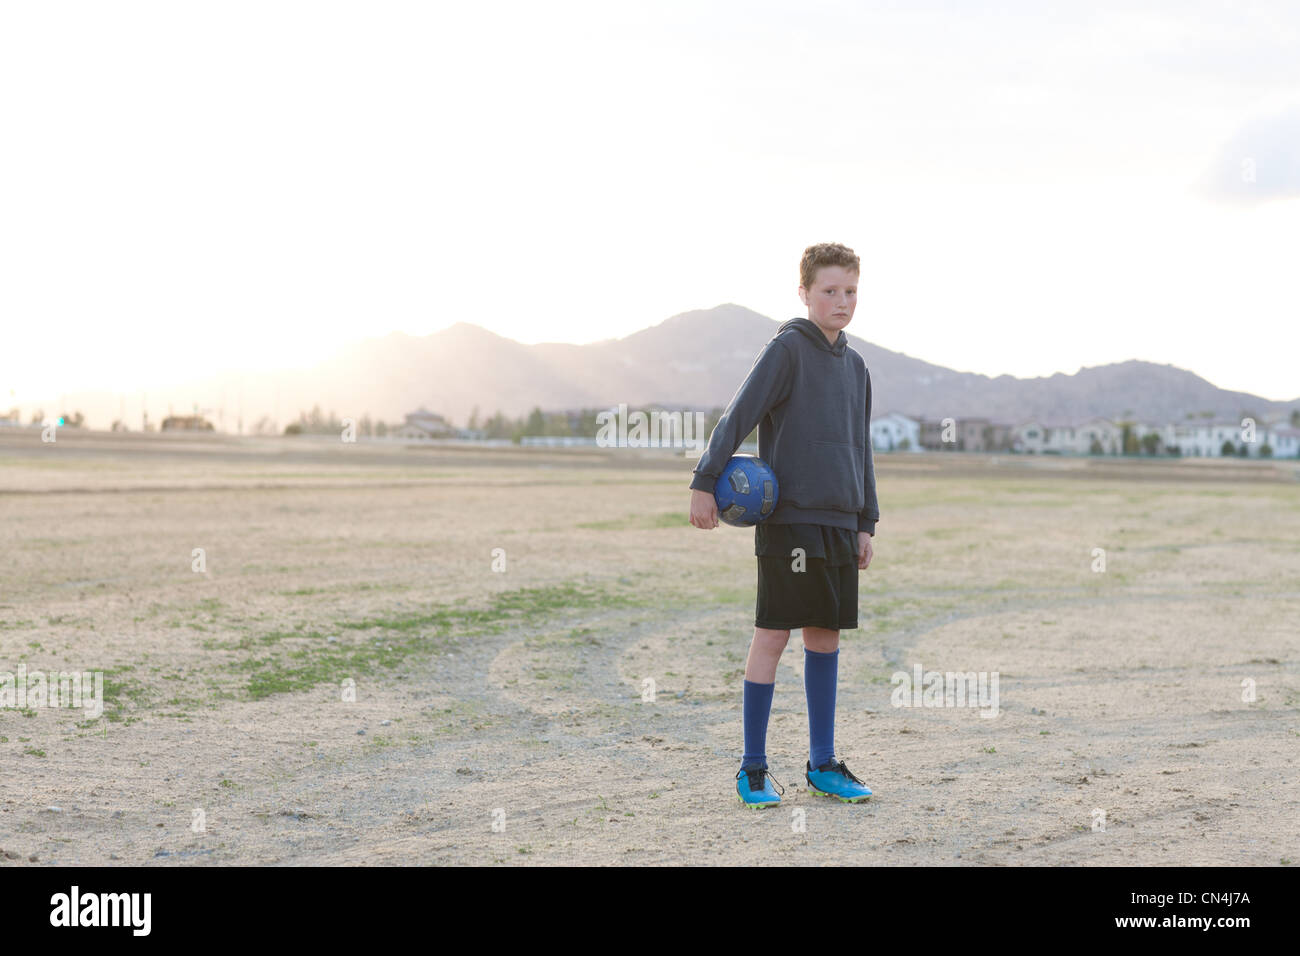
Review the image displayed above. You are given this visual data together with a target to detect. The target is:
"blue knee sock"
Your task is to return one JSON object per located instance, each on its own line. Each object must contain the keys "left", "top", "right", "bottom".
{"left": 741, "top": 679, "right": 775, "bottom": 769}
{"left": 804, "top": 647, "right": 838, "bottom": 769}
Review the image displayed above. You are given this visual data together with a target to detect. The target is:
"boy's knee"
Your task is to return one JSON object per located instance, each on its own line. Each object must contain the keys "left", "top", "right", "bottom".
{"left": 802, "top": 626, "right": 840, "bottom": 651}
{"left": 803, "top": 626, "right": 838, "bottom": 639}
{"left": 754, "top": 627, "right": 791, "bottom": 644}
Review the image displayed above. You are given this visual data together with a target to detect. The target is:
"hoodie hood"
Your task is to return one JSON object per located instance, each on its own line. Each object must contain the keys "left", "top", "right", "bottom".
{"left": 777, "top": 317, "right": 847, "bottom": 356}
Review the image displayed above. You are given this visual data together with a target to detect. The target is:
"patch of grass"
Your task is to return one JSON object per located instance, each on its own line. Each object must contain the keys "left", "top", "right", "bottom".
{"left": 202, "top": 630, "right": 304, "bottom": 651}
{"left": 710, "top": 586, "right": 752, "bottom": 604}
{"left": 100, "top": 667, "right": 152, "bottom": 723}
{"left": 525, "top": 627, "right": 603, "bottom": 649}
{"left": 232, "top": 582, "right": 639, "bottom": 702}
{"left": 531, "top": 666, "right": 577, "bottom": 686}
{"left": 338, "top": 582, "right": 639, "bottom": 635}
{"left": 577, "top": 511, "right": 686, "bottom": 531}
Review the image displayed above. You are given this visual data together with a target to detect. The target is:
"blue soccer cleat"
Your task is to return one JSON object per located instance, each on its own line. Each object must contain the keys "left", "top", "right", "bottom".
{"left": 735, "top": 763, "right": 785, "bottom": 809}
{"left": 805, "top": 757, "right": 873, "bottom": 803}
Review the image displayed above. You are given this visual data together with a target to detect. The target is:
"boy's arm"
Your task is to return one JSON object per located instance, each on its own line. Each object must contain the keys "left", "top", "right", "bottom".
{"left": 859, "top": 367, "right": 880, "bottom": 535}
{"left": 688, "top": 339, "right": 794, "bottom": 493}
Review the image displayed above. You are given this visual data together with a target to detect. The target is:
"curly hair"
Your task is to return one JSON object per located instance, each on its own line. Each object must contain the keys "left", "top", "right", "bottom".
{"left": 799, "top": 242, "right": 860, "bottom": 291}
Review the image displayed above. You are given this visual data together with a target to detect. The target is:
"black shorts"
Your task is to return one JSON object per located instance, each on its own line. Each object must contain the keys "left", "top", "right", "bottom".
{"left": 753, "top": 523, "right": 859, "bottom": 631}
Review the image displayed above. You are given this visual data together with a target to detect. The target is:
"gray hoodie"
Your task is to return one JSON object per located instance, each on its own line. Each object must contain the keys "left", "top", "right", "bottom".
{"left": 689, "top": 317, "right": 879, "bottom": 535}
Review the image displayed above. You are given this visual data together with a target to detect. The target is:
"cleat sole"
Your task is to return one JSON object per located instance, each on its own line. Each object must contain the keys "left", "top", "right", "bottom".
{"left": 806, "top": 784, "right": 872, "bottom": 803}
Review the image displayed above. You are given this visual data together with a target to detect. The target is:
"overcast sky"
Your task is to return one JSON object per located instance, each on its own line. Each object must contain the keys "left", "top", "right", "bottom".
{"left": 2, "top": 0, "right": 1298, "bottom": 415}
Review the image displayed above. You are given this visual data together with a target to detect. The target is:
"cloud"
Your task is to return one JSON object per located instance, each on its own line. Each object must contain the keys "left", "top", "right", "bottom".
{"left": 1198, "top": 104, "right": 1300, "bottom": 204}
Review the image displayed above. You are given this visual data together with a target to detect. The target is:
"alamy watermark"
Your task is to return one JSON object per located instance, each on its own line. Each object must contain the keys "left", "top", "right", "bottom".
{"left": 595, "top": 404, "right": 707, "bottom": 456}
{"left": 891, "top": 662, "right": 999, "bottom": 718}
{"left": 1, "top": 664, "right": 104, "bottom": 718}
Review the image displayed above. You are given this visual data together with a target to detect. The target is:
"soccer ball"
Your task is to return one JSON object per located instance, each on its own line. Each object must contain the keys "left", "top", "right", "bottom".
{"left": 715, "top": 455, "right": 779, "bottom": 526}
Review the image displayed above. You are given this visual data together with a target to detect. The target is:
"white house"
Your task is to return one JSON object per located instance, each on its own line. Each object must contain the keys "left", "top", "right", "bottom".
{"left": 1133, "top": 422, "right": 1175, "bottom": 453}
{"left": 1264, "top": 425, "right": 1300, "bottom": 458}
{"left": 1012, "top": 421, "right": 1047, "bottom": 454}
{"left": 870, "top": 412, "right": 922, "bottom": 452}
{"left": 394, "top": 407, "right": 456, "bottom": 440}
{"left": 1171, "top": 419, "right": 1243, "bottom": 457}
{"left": 1073, "top": 418, "right": 1122, "bottom": 455}
{"left": 1013, "top": 420, "right": 1080, "bottom": 454}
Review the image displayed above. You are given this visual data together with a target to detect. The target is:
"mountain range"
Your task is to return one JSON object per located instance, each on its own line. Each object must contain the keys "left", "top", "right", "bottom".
{"left": 390, "top": 304, "right": 1300, "bottom": 428}
{"left": 25, "top": 304, "right": 1299, "bottom": 431}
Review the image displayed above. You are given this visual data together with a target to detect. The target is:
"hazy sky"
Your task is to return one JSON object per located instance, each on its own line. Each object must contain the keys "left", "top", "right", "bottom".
{"left": 3, "top": 0, "right": 1298, "bottom": 415}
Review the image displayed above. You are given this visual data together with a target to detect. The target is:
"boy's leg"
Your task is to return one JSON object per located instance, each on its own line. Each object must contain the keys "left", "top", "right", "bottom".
{"left": 745, "top": 627, "right": 791, "bottom": 683}
{"left": 742, "top": 627, "right": 789, "bottom": 769}
{"left": 802, "top": 626, "right": 840, "bottom": 770}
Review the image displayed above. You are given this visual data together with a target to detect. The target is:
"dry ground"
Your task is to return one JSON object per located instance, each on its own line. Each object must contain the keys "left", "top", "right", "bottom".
{"left": 1, "top": 430, "right": 1298, "bottom": 865}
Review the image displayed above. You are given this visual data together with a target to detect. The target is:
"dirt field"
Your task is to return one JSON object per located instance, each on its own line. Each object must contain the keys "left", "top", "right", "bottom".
{"left": 1, "top": 430, "right": 1297, "bottom": 865}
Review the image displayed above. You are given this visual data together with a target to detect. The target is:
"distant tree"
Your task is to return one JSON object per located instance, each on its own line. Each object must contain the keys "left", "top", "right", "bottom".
{"left": 1120, "top": 423, "right": 1139, "bottom": 455}
{"left": 1220, "top": 439, "right": 1236, "bottom": 456}
{"left": 1290, "top": 408, "right": 1300, "bottom": 428}
{"left": 285, "top": 422, "right": 303, "bottom": 435}
{"left": 577, "top": 408, "right": 600, "bottom": 437}
{"left": 30, "top": 408, "right": 44, "bottom": 425}
{"left": 482, "top": 409, "right": 522, "bottom": 440}
{"left": 1089, "top": 438, "right": 1104, "bottom": 455}
{"left": 1140, "top": 433, "right": 1162, "bottom": 455}
{"left": 467, "top": 406, "right": 481, "bottom": 431}
{"left": 376, "top": 421, "right": 388, "bottom": 438}
{"left": 543, "top": 411, "right": 572, "bottom": 437}
{"left": 1259, "top": 443, "right": 1273, "bottom": 457}
{"left": 287, "top": 405, "right": 351, "bottom": 435}
{"left": 524, "top": 406, "right": 545, "bottom": 436}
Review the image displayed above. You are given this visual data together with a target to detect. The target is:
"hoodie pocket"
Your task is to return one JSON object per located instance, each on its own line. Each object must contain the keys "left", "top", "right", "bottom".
{"left": 785, "top": 440, "right": 864, "bottom": 512}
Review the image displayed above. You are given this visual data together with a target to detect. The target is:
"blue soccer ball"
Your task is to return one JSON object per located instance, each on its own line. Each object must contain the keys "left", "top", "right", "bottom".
{"left": 715, "top": 455, "right": 779, "bottom": 526}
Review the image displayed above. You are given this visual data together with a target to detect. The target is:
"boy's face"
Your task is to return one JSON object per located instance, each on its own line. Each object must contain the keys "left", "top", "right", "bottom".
{"left": 798, "top": 265, "right": 858, "bottom": 344}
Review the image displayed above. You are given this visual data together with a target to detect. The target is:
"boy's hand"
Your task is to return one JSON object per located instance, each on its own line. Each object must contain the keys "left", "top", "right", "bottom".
{"left": 689, "top": 489, "right": 719, "bottom": 529}
{"left": 858, "top": 531, "right": 873, "bottom": 569}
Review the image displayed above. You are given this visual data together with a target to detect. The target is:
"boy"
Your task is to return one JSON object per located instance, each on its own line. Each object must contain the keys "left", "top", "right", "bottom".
{"left": 688, "top": 242, "right": 879, "bottom": 808}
